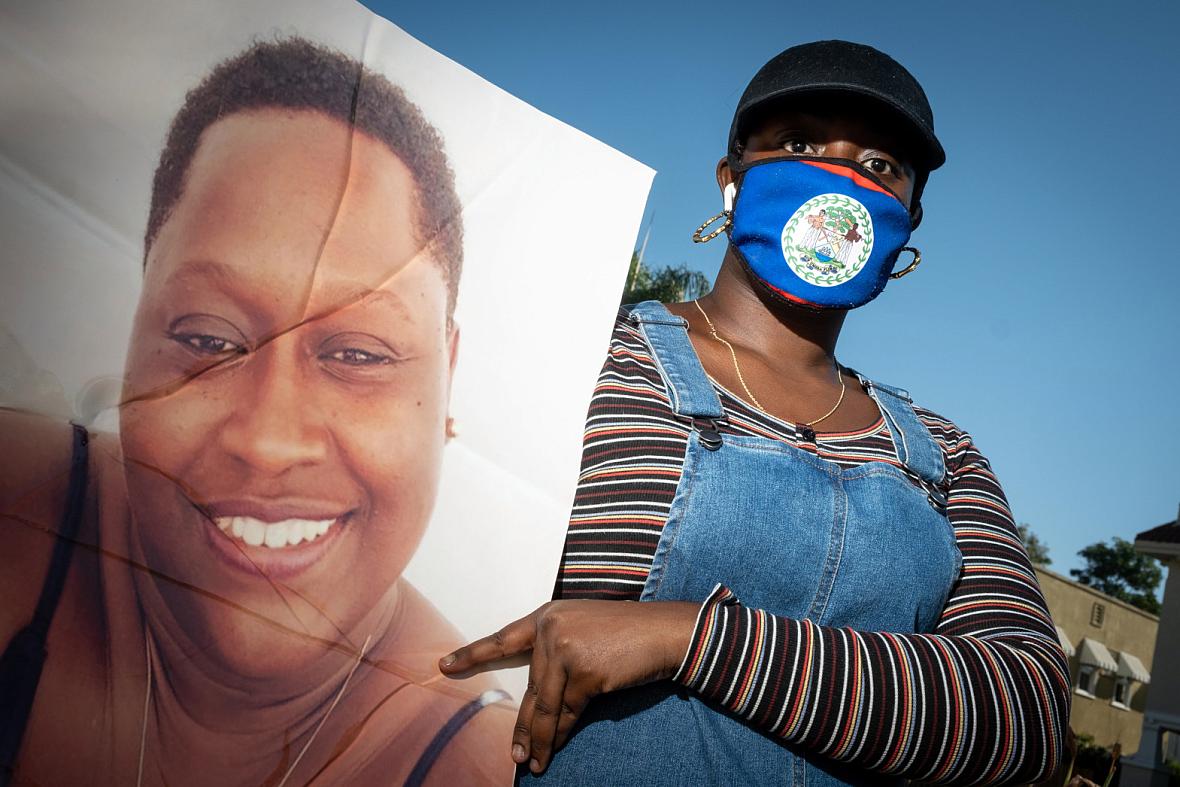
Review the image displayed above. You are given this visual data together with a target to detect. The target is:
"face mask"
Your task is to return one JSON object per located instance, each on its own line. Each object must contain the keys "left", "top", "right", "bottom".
{"left": 726, "top": 157, "right": 915, "bottom": 310}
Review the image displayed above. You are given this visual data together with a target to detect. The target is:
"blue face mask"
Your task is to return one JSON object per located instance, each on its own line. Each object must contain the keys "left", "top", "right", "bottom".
{"left": 726, "top": 157, "right": 915, "bottom": 310}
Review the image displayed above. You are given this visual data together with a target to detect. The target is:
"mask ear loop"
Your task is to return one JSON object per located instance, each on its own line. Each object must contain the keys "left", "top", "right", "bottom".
{"left": 692, "top": 182, "right": 736, "bottom": 243}
{"left": 889, "top": 246, "right": 922, "bottom": 279}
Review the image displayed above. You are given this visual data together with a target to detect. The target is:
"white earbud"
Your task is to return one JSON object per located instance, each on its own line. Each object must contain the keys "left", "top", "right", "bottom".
{"left": 723, "top": 182, "right": 736, "bottom": 213}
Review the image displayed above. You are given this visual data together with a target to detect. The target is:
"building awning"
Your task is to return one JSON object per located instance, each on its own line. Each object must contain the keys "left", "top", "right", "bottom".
{"left": 1117, "top": 651, "right": 1151, "bottom": 684}
{"left": 1078, "top": 638, "right": 1118, "bottom": 672}
{"left": 1055, "top": 626, "right": 1076, "bottom": 658}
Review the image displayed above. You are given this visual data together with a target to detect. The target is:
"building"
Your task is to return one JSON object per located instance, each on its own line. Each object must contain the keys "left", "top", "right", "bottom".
{"left": 1036, "top": 567, "right": 1158, "bottom": 754}
{"left": 1123, "top": 512, "right": 1180, "bottom": 787}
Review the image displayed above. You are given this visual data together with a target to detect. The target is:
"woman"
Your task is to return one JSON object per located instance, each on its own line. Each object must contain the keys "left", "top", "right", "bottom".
{"left": 0, "top": 38, "right": 512, "bottom": 785}
{"left": 442, "top": 41, "right": 1070, "bottom": 784}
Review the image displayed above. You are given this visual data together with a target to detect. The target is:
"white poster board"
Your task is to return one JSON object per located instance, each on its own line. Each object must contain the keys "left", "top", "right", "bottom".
{"left": 0, "top": 1, "right": 651, "bottom": 783}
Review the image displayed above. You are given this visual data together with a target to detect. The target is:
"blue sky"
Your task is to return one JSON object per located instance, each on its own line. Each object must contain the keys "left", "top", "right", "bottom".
{"left": 366, "top": 0, "right": 1180, "bottom": 579}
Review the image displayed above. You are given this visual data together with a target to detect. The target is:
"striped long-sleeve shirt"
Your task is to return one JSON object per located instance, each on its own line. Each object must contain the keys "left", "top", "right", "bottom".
{"left": 554, "top": 309, "right": 1070, "bottom": 784}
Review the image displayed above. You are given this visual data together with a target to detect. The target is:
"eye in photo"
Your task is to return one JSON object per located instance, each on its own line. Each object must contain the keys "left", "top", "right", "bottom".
{"left": 0, "top": 2, "right": 652, "bottom": 784}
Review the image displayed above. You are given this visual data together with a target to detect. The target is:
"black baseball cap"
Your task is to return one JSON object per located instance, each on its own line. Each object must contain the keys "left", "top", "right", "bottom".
{"left": 728, "top": 40, "right": 945, "bottom": 173}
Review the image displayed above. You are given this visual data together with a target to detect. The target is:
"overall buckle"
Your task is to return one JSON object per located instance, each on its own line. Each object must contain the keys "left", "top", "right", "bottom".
{"left": 690, "top": 417, "right": 724, "bottom": 451}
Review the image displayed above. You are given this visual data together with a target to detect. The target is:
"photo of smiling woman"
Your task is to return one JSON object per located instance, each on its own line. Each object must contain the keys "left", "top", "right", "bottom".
{"left": 0, "top": 38, "right": 515, "bottom": 785}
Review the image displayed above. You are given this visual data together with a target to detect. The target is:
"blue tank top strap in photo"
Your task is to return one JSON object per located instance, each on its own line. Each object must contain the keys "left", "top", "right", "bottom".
{"left": 404, "top": 689, "right": 510, "bottom": 787}
{"left": 0, "top": 424, "right": 89, "bottom": 786}
{"left": 626, "top": 301, "right": 724, "bottom": 421}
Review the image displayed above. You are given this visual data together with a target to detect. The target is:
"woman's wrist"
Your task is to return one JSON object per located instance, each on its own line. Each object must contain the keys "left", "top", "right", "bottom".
{"left": 632, "top": 600, "right": 704, "bottom": 682}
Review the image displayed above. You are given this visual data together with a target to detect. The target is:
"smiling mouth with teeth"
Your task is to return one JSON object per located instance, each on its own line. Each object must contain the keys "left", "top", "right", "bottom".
{"left": 215, "top": 516, "right": 339, "bottom": 549}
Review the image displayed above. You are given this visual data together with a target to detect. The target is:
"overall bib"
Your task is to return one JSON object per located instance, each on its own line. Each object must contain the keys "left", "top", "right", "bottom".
{"left": 528, "top": 302, "right": 961, "bottom": 786}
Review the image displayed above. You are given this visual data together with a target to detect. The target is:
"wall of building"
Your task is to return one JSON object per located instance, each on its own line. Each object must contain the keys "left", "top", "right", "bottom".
{"left": 1036, "top": 567, "right": 1159, "bottom": 754}
{"left": 1140, "top": 565, "right": 1180, "bottom": 721}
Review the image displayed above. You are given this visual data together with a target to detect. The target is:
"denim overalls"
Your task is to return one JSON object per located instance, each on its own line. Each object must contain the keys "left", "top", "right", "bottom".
{"left": 528, "top": 302, "right": 962, "bottom": 786}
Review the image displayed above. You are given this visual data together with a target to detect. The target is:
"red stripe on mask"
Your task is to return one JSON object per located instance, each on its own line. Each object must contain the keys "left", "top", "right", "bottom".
{"left": 801, "top": 160, "right": 898, "bottom": 201}
{"left": 764, "top": 280, "right": 822, "bottom": 310}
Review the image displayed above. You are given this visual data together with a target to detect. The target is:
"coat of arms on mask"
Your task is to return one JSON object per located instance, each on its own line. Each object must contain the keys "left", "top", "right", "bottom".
{"left": 780, "top": 194, "right": 875, "bottom": 287}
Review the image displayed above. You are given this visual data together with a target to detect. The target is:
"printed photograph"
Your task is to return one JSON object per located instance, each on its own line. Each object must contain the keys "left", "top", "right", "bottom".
{"left": 0, "top": 1, "right": 652, "bottom": 783}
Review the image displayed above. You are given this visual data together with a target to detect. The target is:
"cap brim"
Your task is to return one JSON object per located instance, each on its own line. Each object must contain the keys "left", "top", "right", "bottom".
{"left": 731, "top": 84, "right": 945, "bottom": 171}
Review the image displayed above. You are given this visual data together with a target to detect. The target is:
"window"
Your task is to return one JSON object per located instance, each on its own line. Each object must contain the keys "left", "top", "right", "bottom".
{"left": 1090, "top": 603, "right": 1106, "bottom": 628}
{"left": 1112, "top": 677, "right": 1131, "bottom": 709}
{"left": 1076, "top": 666, "right": 1099, "bottom": 697}
{"left": 1164, "top": 730, "right": 1180, "bottom": 762}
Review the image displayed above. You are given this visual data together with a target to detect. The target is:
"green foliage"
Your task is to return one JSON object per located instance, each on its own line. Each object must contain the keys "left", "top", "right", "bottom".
{"left": 1017, "top": 523, "right": 1052, "bottom": 567}
{"left": 1070, "top": 733, "right": 1121, "bottom": 785}
{"left": 1071, "top": 537, "right": 1163, "bottom": 615}
{"left": 825, "top": 205, "right": 856, "bottom": 234}
{"left": 1164, "top": 758, "right": 1180, "bottom": 785}
{"left": 622, "top": 251, "right": 711, "bottom": 305}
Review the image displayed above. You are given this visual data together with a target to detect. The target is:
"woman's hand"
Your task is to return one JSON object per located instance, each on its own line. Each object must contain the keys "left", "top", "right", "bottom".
{"left": 438, "top": 599, "right": 699, "bottom": 774}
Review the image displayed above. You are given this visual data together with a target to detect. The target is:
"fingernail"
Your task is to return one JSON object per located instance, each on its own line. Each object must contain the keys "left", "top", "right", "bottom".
{"left": 440, "top": 653, "right": 456, "bottom": 667}
{"left": 530, "top": 759, "right": 541, "bottom": 773}
{"left": 512, "top": 744, "right": 526, "bottom": 762}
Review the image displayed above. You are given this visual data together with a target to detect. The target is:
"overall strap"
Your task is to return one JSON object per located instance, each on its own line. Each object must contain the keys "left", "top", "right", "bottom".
{"left": 627, "top": 301, "right": 724, "bottom": 420}
{"left": 857, "top": 375, "right": 947, "bottom": 487}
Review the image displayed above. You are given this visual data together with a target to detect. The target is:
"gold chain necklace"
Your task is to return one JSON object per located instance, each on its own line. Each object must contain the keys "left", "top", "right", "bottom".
{"left": 137, "top": 631, "right": 373, "bottom": 787}
{"left": 692, "top": 300, "right": 846, "bottom": 428}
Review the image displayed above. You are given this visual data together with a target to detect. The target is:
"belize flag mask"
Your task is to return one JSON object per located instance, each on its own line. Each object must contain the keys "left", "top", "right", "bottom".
{"left": 726, "top": 157, "right": 915, "bottom": 310}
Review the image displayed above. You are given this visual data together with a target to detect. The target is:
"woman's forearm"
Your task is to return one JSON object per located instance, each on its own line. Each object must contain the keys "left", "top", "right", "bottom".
{"left": 677, "top": 585, "right": 1069, "bottom": 784}
{"left": 674, "top": 438, "right": 1070, "bottom": 784}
